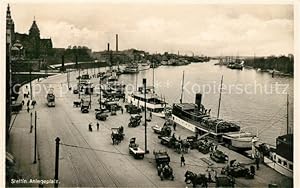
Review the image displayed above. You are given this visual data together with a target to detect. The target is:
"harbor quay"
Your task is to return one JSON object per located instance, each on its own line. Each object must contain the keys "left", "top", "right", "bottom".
{"left": 5, "top": 3, "right": 294, "bottom": 188}
{"left": 6, "top": 71, "right": 292, "bottom": 187}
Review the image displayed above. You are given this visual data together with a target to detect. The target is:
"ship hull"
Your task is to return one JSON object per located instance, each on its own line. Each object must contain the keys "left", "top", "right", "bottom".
{"left": 172, "top": 114, "right": 253, "bottom": 151}
{"left": 263, "top": 155, "right": 293, "bottom": 178}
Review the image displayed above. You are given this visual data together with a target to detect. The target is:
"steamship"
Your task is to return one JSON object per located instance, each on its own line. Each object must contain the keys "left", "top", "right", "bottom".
{"left": 171, "top": 93, "right": 258, "bottom": 151}
{"left": 127, "top": 86, "right": 167, "bottom": 117}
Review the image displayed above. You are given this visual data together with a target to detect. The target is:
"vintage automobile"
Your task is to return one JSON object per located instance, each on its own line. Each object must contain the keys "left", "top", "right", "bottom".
{"left": 198, "top": 140, "right": 213, "bottom": 154}
{"left": 186, "top": 136, "right": 199, "bottom": 149}
{"left": 221, "top": 160, "right": 255, "bottom": 179}
{"left": 153, "top": 150, "right": 174, "bottom": 181}
{"left": 104, "top": 101, "right": 121, "bottom": 112}
{"left": 95, "top": 112, "right": 108, "bottom": 121}
{"left": 128, "top": 114, "right": 142, "bottom": 127}
{"left": 81, "top": 100, "right": 90, "bottom": 113}
{"left": 215, "top": 175, "right": 235, "bottom": 187}
{"left": 73, "top": 100, "right": 81, "bottom": 107}
{"left": 152, "top": 124, "right": 172, "bottom": 138}
{"left": 128, "top": 138, "right": 145, "bottom": 159}
{"left": 125, "top": 104, "right": 142, "bottom": 114}
{"left": 73, "top": 88, "right": 79, "bottom": 94}
{"left": 210, "top": 150, "right": 229, "bottom": 163}
{"left": 111, "top": 105, "right": 117, "bottom": 116}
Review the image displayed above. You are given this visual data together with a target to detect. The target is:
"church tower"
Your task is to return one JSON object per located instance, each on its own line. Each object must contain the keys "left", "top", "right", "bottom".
{"left": 29, "top": 18, "right": 40, "bottom": 39}
{"left": 29, "top": 18, "right": 40, "bottom": 58}
{"left": 6, "top": 4, "right": 15, "bottom": 45}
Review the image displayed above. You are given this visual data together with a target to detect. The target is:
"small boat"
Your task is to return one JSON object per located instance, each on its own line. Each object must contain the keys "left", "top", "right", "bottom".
{"left": 227, "top": 62, "right": 243, "bottom": 70}
{"left": 138, "top": 61, "right": 151, "bottom": 71}
{"left": 123, "top": 63, "right": 139, "bottom": 74}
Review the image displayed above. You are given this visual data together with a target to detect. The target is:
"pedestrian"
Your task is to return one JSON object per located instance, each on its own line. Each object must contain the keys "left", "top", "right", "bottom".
{"left": 213, "top": 169, "right": 217, "bottom": 182}
{"left": 172, "top": 133, "right": 176, "bottom": 139}
{"left": 27, "top": 100, "right": 30, "bottom": 107}
{"left": 255, "top": 155, "right": 260, "bottom": 170}
{"left": 89, "top": 123, "right": 93, "bottom": 132}
{"left": 150, "top": 111, "right": 152, "bottom": 119}
{"left": 173, "top": 123, "right": 177, "bottom": 131}
{"left": 30, "top": 124, "right": 33, "bottom": 133}
{"left": 208, "top": 171, "right": 212, "bottom": 182}
{"left": 21, "top": 100, "right": 24, "bottom": 106}
{"left": 214, "top": 144, "right": 218, "bottom": 151}
{"left": 31, "top": 100, "right": 36, "bottom": 108}
{"left": 27, "top": 106, "right": 30, "bottom": 113}
{"left": 180, "top": 154, "right": 185, "bottom": 167}
{"left": 203, "top": 178, "right": 208, "bottom": 188}
{"left": 121, "top": 107, "right": 124, "bottom": 114}
{"left": 97, "top": 122, "right": 99, "bottom": 131}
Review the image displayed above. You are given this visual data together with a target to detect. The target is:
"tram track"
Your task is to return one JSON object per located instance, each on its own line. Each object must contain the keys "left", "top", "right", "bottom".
{"left": 59, "top": 98, "right": 120, "bottom": 187}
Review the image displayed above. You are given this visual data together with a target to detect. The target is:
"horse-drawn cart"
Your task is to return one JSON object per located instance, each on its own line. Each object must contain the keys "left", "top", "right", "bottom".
{"left": 129, "top": 138, "right": 145, "bottom": 159}
{"left": 111, "top": 127, "right": 124, "bottom": 145}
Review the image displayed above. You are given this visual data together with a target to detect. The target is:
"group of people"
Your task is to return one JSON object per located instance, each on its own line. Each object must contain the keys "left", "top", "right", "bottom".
{"left": 88, "top": 122, "right": 100, "bottom": 132}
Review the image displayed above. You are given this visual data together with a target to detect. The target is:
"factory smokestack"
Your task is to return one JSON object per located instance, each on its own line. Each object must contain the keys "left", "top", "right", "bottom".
{"left": 116, "top": 34, "right": 118, "bottom": 52}
{"left": 107, "top": 43, "right": 110, "bottom": 51}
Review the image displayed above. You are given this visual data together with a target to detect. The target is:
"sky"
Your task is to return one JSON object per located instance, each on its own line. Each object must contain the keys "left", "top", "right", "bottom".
{"left": 8, "top": 3, "right": 293, "bottom": 56}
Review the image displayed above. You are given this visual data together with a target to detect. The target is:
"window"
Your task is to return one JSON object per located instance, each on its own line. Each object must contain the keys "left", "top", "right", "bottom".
{"left": 278, "top": 159, "right": 282, "bottom": 164}
{"left": 289, "top": 164, "right": 293, "bottom": 170}
{"left": 283, "top": 161, "right": 287, "bottom": 167}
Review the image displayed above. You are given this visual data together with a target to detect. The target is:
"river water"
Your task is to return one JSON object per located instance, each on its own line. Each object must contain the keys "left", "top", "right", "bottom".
{"left": 114, "top": 60, "right": 293, "bottom": 146}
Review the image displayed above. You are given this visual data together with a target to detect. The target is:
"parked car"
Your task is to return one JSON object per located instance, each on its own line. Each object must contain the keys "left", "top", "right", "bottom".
{"left": 210, "top": 150, "right": 228, "bottom": 163}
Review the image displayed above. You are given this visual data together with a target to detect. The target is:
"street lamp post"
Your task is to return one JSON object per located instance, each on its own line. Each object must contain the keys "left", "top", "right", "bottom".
{"left": 99, "top": 78, "right": 102, "bottom": 110}
{"left": 143, "top": 78, "right": 149, "bottom": 154}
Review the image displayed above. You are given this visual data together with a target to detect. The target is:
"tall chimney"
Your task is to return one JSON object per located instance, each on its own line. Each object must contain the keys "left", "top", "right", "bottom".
{"left": 116, "top": 34, "right": 118, "bottom": 52}
{"left": 195, "top": 93, "right": 202, "bottom": 111}
{"left": 107, "top": 43, "right": 110, "bottom": 51}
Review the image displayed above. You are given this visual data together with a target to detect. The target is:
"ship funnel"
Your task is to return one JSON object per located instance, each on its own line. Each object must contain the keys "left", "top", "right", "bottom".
{"left": 195, "top": 93, "right": 202, "bottom": 111}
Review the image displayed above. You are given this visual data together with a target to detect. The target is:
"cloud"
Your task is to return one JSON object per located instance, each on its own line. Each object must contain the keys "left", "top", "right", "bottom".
{"left": 10, "top": 3, "right": 293, "bottom": 56}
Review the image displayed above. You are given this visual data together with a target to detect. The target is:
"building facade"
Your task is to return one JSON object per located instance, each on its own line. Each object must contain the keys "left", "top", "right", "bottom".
{"left": 6, "top": 4, "right": 53, "bottom": 59}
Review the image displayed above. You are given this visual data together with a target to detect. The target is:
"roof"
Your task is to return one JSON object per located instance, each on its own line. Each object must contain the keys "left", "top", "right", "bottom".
{"left": 174, "top": 103, "right": 197, "bottom": 111}
{"left": 29, "top": 20, "right": 40, "bottom": 33}
{"left": 132, "top": 92, "right": 164, "bottom": 101}
{"left": 41, "top": 38, "right": 53, "bottom": 47}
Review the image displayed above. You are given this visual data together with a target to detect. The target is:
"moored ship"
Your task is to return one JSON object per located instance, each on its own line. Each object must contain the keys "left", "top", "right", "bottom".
{"left": 171, "top": 93, "right": 257, "bottom": 151}
{"left": 123, "top": 63, "right": 139, "bottom": 74}
{"left": 138, "top": 61, "right": 151, "bottom": 71}
{"left": 127, "top": 86, "right": 167, "bottom": 117}
{"left": 254, "top": 94, "right": 293, "bottom": 178}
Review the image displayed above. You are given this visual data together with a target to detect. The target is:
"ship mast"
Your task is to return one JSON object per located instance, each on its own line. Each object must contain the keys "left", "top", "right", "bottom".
{"left": 152, "top": 60, "right": 155, "bottom": 93}
{"left": 217, "top": 75, "right": 223, "bottom": 119}
{"left": 180, "top": 71, "right": 185, "bottom": 103}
